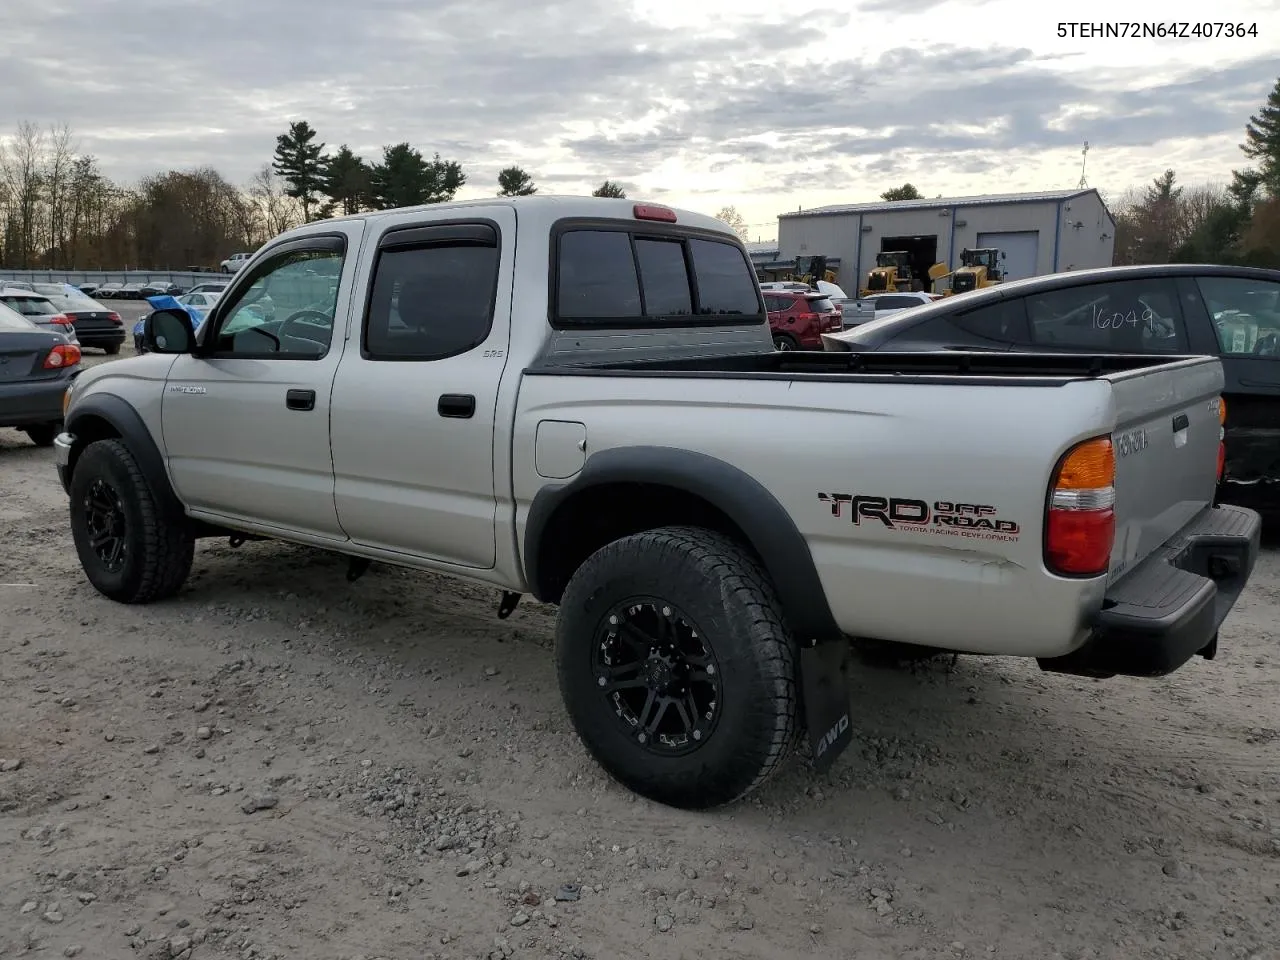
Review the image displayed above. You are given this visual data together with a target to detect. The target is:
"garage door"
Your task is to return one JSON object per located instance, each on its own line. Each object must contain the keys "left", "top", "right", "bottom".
{"left": 977, "top": 231, "right": 1039, "bottom": 282}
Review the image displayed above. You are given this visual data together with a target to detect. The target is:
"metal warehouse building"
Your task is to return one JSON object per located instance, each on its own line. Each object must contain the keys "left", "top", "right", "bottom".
{"left": 775, "top": 189, "right": 1116, "bottom": 293}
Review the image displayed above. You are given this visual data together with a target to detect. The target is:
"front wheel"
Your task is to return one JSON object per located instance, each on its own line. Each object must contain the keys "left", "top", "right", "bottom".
{"left": 68, "top": 439, "right": 194, "bottom": 603}
{"left": 556, "top": 526, "right": 798, "bottom": 809}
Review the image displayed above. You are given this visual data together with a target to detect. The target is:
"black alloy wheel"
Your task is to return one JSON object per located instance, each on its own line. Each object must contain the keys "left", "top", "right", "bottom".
{"left": 593, "top": 598, "right": 722, "bottom": 756}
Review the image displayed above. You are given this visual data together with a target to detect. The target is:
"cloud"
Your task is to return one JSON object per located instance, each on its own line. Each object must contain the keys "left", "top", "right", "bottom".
{"left": 0, "top": 0, "right": 1275, "bottom": 229}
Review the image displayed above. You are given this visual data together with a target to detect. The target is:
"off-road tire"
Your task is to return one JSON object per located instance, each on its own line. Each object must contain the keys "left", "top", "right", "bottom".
{"left": 556, "top": 525, "right": 798, "bottom": 809}
{"left": 69, "top": 438, "right": 194, "bottom": 604}
{"left": 773, "top": 333, "right": 799, "bottom": 351}
{"left": 24, "top": 423, "right": 58, "bottom": 447}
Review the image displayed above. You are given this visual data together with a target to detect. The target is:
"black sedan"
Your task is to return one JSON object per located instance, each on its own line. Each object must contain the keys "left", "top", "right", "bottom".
{"left": 0, "top": 302, "right": 81, "bottom": 447}
{"left": 823, "top": 262, "right": 1280, "bottom": 517}
{"left": 29, "top": 283, "right": 126, "bottom": 354}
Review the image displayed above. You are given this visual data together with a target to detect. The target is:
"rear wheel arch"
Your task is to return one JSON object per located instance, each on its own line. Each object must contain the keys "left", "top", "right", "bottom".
{"left": 524, "top": 446, "right": 841, "bottom": 645}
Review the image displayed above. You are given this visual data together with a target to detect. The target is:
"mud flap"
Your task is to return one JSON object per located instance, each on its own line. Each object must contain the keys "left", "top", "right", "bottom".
{"left": 800, "top": 639, "right": 853, "bottom": 772}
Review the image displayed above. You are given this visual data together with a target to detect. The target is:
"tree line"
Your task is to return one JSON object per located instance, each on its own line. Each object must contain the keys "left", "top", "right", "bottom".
{"left": 3, "top": 75, "right": 1275, "bottom": 271}
{"left": 0, "top": 117, "right": 641, "bottom": 271}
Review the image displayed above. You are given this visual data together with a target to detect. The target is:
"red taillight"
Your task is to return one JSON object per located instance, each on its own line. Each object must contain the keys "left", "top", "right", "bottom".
{"left": 49, "top": 313, "right": 74, "bottom": 326}
{"left": 107, "top": 312, "right": 122, "bottom": 325}
{"left": 1045, "top": 436, "right": 1116, "bottom": 577}
{"left": 43, "top": 343, "right": 81, "bottom": 368}
{"left": 633, "top": 203, "right": 677, "bottom": 222}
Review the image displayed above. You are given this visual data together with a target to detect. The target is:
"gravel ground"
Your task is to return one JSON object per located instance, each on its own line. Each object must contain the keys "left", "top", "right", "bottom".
{"left": 2, "top": 335, "right": 1279, "bottom": 960}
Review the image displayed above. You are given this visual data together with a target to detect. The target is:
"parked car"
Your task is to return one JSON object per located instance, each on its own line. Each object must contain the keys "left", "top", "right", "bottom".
{"left": 822, "top": 263, "right": 1280, "bottom": 518}
{"left": 95, "top": 282, "right": 124, "bottom": 299}
{"left": 28, "top": 284, "right": 125, "bottom": 354}
{"left": 764, "top": 290, "right": 842, "bottom": 349}
{"left": 78, "top": 282, "right": 100, "bottom": 295}
{"left": 220, "top": 252, "right": 252, "bottom": 273}
{"left": 840, "top": 291, "right": 943, "bottom": 327}
{"left": 0, "top": 288, "right": 80, "bottom": 344}
{"left": 55, "top": 197, "right": 1260, "bottom": 810}
{"left": 186, "top": 281, "right": 229, "bottom": 296}
{"left": 142, "top": 280, "right": 184, "bottom": 297}
{"left": 0, "top": 300, "right": 81, "bottom": 447}
{"left": 1, "top": 280, "right": 35, "bottom": 291}
{"left": 117, "top": 283, "right": 146, "bottom": 300}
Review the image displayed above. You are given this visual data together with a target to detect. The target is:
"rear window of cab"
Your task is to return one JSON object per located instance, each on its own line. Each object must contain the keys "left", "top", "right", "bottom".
{"left": 553, "top": 225, "right": 764, "bottom": 327}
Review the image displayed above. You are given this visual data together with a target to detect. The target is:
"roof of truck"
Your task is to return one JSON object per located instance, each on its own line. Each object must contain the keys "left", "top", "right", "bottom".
{"left": 282, "top": 195, "right": 734, "bottom": 238}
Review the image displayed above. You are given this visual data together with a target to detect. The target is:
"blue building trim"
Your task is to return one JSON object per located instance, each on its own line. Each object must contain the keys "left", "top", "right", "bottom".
{"left": 1052, "top": 199, "right": 1063, "bottom": 272}
{"left": 854, "top": 213, "right": 864, "bottom": 286}
{"left": 947, "top": 205, "right": 957, "bottom": 266}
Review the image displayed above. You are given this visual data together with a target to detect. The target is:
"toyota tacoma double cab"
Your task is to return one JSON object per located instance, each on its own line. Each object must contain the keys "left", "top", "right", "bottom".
{"left": 53, "top": 196, "right": 1261, "bottom": 809}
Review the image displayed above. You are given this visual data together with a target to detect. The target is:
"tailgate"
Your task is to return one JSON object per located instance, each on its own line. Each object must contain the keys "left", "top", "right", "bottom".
{"left": 1107, "top": 357, "right": 1223, "bottom": 584}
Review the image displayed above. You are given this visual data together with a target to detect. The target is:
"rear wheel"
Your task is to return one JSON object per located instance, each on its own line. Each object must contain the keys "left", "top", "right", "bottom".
{"left": 68, "top": 439, "right": 194, "bottom": 603}
{"left": 773, "top": 333, "right": 798, "bottom": 351}
{"left": 24, "top": 423, "right": 58, "bottom": 448}
{"left": 556, "top": 526, "right": 798, "bottom": 809}
{"left": 103, "top": 343, "right": 121, "bottom": 356}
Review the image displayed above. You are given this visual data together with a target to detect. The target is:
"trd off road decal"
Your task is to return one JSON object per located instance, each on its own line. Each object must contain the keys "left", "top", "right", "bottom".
{"left": 817, "top": 493, "right": 1021, "bottom": 543}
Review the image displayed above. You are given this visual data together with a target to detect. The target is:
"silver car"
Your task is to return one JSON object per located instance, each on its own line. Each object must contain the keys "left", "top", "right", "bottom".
{"left": 0, "top": 288, "right": 80, "bottom": 344}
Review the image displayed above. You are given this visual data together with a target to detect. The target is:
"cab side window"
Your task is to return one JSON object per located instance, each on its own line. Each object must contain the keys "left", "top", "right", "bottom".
{"left": 1196, "top": 276, "right": 1280, "bottom": 357}
{"left": 1025, "top": 279, "right": 1187, "bottom": 352}
{"left": 209, "top": 245, "right": 345, "bottom": 358}
{"left": 362, "top": 224, "right": 500, "bottom": 361}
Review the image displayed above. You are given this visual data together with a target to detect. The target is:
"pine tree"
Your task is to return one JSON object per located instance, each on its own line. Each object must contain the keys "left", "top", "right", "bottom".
{"left": 497, "top": 166, "right": 537, "bottom": 196}
{"left": 322, "top": 144, "right": 372, "bottom": 216}
{"left": 368, "top": 145, "right": 466, "bottom": 209}
{"left": 271, "top": 121, "right": 328, "bottom": 222}
{"left": 1241, "top": 76, "right": 1280, "bottom": 195}
{"left": 591, "top": 180, "right": 626, "bottom": 198}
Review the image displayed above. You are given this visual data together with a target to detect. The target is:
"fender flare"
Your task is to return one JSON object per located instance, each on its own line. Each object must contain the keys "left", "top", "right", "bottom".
{"left": 64, "top": 393, "right": 182, "bottom": 513}
{"left": 524, "top": 445, "right": 842, "bottom": 645}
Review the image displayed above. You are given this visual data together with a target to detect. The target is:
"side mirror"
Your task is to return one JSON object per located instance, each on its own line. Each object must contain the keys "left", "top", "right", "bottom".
{"left": 143, "top": 308, "right": 196, "bottom": 354}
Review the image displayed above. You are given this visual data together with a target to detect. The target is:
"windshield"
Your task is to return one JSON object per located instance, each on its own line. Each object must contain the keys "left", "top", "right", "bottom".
{"left": 0, "top": 295, "right": 59, "bottom": 316}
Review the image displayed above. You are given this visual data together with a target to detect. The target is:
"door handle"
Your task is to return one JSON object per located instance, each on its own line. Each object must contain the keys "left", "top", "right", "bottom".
{"left": 286, "top": 388, "right": 316, "bottom": 411}
{"left": 438, "top": 394, "right": 475, "bottom": 419}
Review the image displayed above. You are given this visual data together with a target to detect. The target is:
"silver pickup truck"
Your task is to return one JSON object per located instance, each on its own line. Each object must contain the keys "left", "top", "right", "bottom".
{"left": 53, "top": 197, "right": 1261, "bottom": 809}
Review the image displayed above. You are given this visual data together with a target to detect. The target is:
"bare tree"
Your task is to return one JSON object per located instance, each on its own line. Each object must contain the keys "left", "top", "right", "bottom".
{"left": 43, "top": 124, "right": 77, "bottom": 267}
{"left": 247, "top": 164, "right": 302, "bottom": 243}
{"left": 714, "top": 205, "right": 749, "bottom": 241}
{"left": 0, "top": 121, "right": 47, "bottom": 268}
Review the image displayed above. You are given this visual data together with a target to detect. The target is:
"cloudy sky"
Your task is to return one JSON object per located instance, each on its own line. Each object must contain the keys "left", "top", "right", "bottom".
{"left": 3, "top": 0, "right": 1276, "bottom": 239}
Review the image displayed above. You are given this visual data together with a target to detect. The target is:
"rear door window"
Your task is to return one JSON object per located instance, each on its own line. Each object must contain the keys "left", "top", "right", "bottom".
{"left": 1025, "top": 279, "right": 1187, "bottom": 352}
{"left": 555, "top": 228, "right": 763, "bottom": 325}
{"left": 1195, "top": 276, "right": 1280, "bottom": 356}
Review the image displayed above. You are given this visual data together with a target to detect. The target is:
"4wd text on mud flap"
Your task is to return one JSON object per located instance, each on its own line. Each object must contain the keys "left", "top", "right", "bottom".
{"left": 816, "top": 494, "right": 1021, "bottom": 541}
{"left": 814, "top": 713, "right": 850, "bottom": 759}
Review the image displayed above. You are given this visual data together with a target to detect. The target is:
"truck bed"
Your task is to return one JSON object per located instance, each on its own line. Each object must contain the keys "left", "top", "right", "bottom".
{"left": 526, "top": 349, "right": 1212, "bottom": 386}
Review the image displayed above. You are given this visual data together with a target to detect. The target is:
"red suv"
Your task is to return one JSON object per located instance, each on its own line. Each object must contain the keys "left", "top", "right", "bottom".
{"left": 764, "top": 291, "right": 841, "bottom": 350}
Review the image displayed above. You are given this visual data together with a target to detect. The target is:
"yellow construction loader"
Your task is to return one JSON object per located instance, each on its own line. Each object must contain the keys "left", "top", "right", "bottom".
{"left": 943, "top": 247, "right": 1004, "bottom": 295}
{"left": 862, "top": 251, "right": 951, "bottom": 296}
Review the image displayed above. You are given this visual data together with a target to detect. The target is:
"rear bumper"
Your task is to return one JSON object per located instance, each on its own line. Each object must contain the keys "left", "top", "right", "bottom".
{"left": 1039, "top": 503, "right": 1262, "bottom": 678}
{"left": 74, "top": 326, "right": 126, "bottom": 347}
{"left": 0, "top": 377, "right": 69, "bottom": 428}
